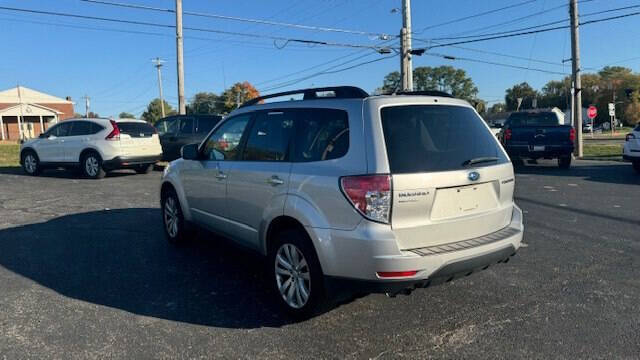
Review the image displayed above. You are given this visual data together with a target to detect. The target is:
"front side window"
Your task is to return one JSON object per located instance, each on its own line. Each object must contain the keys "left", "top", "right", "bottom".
{"left": 291, "top": 108, "right": 349, "bottom": 162}
{"left": 201, "top": 114, "right": 251, "bottom": 161}
{"left": 381, "top": 105, "right": 508, "bottom": 173}
{"left": 243, "top": 111, "right": 294, "bottom": 162}
{"left": 47, "top": 122, "right": 72, "bottom": 137}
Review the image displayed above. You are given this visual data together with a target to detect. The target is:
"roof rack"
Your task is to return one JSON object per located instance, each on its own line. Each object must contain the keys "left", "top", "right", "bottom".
{"left": 394, "top": 90, "right": 454, "bottom": 98}
{"left": 240, "top": 86, "right": 369, "bottom": 108}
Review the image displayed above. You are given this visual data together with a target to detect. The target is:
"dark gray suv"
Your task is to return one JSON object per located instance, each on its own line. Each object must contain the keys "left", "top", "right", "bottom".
{"left": 156, "top": 114, "right": 222, "bottom": 161}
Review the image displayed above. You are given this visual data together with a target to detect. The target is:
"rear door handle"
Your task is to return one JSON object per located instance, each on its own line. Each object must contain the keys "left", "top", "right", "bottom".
{"left": 267, "top": 176, "right": 284, "bottom": 186}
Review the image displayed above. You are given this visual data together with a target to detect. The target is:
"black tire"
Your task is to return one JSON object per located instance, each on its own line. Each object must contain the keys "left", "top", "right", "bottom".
{"left": 21, "top": 150, "right": 41, "bottom": 176}
{"left": 268, "top": 228, "right": 329, "bottom": 318}
{"left": 161, "top": 188, "right": 193, "bottom": 244}
{"left": 633, "top": 161, "right": 640, "bottom": 174}
{"left": 135, "top": 163, "right": 154, "bottom": 174}
{"left": 558, "top": 155, "right": 572, "bottom": 169}
{"left": 81, "top": 151, "right": 106, "bottom": 179}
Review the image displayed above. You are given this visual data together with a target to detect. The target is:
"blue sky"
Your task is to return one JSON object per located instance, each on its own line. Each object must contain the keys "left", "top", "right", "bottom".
{"left": 1, "top": 0, "right": 640, "bottom": 117}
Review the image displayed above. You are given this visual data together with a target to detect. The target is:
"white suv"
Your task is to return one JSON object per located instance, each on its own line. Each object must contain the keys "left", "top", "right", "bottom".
{"left": 20, "top": 118, "right": 162, "bottom": 179}
{"left": 160, "top": 87, "right": 523, "bottom": 316}
{"left": 623, "top": 124, "right": 640, "bottom": 173}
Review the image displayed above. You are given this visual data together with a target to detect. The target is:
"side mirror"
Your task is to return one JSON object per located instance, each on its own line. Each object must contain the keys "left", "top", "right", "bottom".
{"left": 181, "top": 143, "right": 200, "bottom": 160}
{"left": 39, "top": 133, "right": 47, "bottom": 139}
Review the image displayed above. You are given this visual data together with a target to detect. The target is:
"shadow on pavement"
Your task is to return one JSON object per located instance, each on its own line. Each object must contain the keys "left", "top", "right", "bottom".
{"left": 0, "top": 208, "right": 293, "bottom": 329}
{"left": 514, "top": 161, "right": 639, "bottom": 186}
{"left": 0, "top": 167, "right": 138, "bottom": 178}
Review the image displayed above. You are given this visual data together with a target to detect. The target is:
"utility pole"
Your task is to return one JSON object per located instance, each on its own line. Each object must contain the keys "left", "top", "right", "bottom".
{"left": 82, "top": 95, "right": 90, "bottom": 118}
{"left": 152, "top": 57, "right": 166, "bottom": 118}
{"left": 17, "top": 84, "right": 24, "bottom": 140}
{"left": 400, "top": 0, "right": 413, "bottom": 91}
{"left": 175, "top": 0, "right": 186, "bottom": 115}
{"left": 570, "top": 0, "right": 583, "bottom": 157}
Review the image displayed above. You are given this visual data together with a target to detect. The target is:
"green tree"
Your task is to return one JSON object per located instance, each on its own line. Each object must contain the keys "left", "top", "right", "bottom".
{"left": 413, "top": 66, "right": 478, "bottom": 100}
{"left": 377, "top": 71, "right": 401, "bottom": 94}
{"left": 489, "top": 103, "right": 506, "bottom": 114}
{"left": 141, "top": 98, "right": 176, "bottom": 123}
{"left": 118, "top": 112, "right": 136, "bottom": 119}
{"left": 221, "top": 81, "right": 260, "bottom": 114}
{"left": 187, "top": 92, "right": 224, "bottom": 115}
{"left": 377, "top": 66, "right": 479, "bottom": 101}
{"left": 505, "top": 82, "right": 538, "bottom": 111}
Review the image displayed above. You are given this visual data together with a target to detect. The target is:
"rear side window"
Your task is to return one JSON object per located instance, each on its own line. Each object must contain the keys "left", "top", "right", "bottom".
{"left": 507, "top": 112, "right": 559, "bottom": 126}
{"left": 196, "top": 116, "right": 221, "bottom": 134}
{"left": 243, "top": 111, "right": 294, "bottom": 161}
{"left": 69, "top": 121, "right": 101, "bottom": 136}
{"left": 381, "top": 105, "right": 508, "bottom": 173}
{"left": 179, "top": 118, "right": 194, "bottom": 134}
{"left": 292, "top": 108, "right": 349, "bottom": 162}
{"left": 156, "top": 118, "right": 177, "bottom": 135}
{"left": 117, "top": 122, "right": 156, "bottom": 138}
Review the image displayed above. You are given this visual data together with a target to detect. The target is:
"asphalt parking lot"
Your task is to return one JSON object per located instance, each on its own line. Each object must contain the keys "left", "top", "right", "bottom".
{"left": 0, "top": 161, "right": 638, "bottom": 359}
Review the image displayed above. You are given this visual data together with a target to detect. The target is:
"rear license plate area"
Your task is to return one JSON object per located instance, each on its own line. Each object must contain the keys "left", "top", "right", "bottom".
{"left": 431, "top": 183, "right": 498, "bottom": 220}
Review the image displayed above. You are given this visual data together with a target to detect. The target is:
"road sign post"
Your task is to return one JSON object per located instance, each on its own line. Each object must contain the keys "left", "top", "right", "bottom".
{"left": 587, "top": 105, "right": 597, "bottom": 137}
{"left": 608, "top": 103, "right": 615, "bottom": 136}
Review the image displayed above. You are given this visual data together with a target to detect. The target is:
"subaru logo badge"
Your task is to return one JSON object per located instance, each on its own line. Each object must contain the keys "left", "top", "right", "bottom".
{"left": 468, "top": 171, "right": 480, "bottom": 182}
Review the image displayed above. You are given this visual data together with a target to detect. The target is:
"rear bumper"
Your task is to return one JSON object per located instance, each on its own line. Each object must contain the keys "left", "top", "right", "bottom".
{"left": 316, "top": 205, "right": 524, "bottom": 295}
{"left": 505, "top": 144, "right": 573, "bottom": 159}
{"left": 103, "top": 154, "right": 162, "bottom": 169}
{"left": 325, "top": 245, "right": 516, "bottom": 296}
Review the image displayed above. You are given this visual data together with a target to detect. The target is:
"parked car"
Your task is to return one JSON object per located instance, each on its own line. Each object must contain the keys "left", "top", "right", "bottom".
{"left": 20, "top": 118, "right": 162, "bottom": 179}
{"left": 501, "top": 110, "right": 575, "bottom": 169}
{"left": 623, "top": 123, "right": 640, "bottom": 173}
{"left": 160, "top": 87, "right": 523, "bottom": 316}
{"left": 155, "top": 114, "right": 223, "bottom": 161}
{"left": 489, "top": 118, "right": 506, "bottom": 137}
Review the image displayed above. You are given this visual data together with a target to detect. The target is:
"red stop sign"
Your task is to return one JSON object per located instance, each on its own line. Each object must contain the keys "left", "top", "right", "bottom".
{"left": 588, "top": 106, "right": 597, "bottom": 119}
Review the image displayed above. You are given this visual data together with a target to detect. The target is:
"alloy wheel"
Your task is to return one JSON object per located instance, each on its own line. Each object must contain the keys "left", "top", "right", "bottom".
{"left": 164, "top": 196, "right": 179, "bottom": 238}
{"left": 85, "top": 156, "right": 99, "bottom": 177}
{"left": 24, "top": 154, "right": 37, "bottom": 174}
{"left": 275, "top": 243, "right": 311, "bottom": 309}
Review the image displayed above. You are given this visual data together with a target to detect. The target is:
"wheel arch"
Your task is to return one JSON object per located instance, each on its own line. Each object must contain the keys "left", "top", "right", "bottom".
{"left": 79, "top": 147, "right": 103, "bottom": 163}
{"left": 20, "top": 147, "right": 38, "bottom": 162}
{"left": 160, "top": 179, "right": 193, "bottom": 222}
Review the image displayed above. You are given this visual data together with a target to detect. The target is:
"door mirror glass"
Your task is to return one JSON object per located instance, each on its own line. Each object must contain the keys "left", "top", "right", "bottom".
{"left": 181, "top": 143, "right": 200, "bottom": 160}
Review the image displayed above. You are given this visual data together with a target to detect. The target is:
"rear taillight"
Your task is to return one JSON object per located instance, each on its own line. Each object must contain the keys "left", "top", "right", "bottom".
{"left": 504, "top": 129, "right": 512, "bottom": 141}
{"left": 569, "top": 128, "right": 576, "bottom": 142}
{"left": 105, "top": 120, "right": 120, "bottom": 141}
{"left": 377, "top": 271, "right": 418, "bottom": 278}
{"left": 340, "top": 175, "right": 391, "bottom": 224}
{"left": 626, "top": 133, "right": 636, "bottom": 142}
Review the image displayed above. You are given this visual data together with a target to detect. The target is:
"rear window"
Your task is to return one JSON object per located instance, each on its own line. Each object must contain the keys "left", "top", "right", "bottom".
{"left": 380, "top": 105, "right": 508, "bottom": 173}
{"left": 117, "top": 122, "right": 156, "bottom": 138}
{"left": 507, "top": 112, "right": 559, "bottom": 126}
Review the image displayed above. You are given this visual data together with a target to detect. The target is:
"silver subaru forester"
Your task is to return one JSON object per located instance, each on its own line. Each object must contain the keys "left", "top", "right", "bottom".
{"left": 160, "top": 86, "right": 523, "bottom": 316}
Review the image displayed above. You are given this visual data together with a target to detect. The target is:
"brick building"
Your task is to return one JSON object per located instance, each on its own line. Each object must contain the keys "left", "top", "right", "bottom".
{"left": 0, "top": 86, "right": 74, "bottom": 140}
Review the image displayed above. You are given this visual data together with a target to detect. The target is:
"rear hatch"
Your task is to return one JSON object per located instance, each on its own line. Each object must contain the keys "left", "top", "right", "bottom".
{"left": 379, "top": 104, "right": 515, "bottom": 250}
{"left": 116, "top": 121, "right": 162, "bottom": 157}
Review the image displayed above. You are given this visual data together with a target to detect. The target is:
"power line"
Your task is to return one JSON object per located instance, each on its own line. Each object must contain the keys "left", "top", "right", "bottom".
{"left": 420, "top": 4, "right": 640, "bottom": 42}
{"left": 260, "top": 54, "right": 396, "bottom": 93}
{"left": 80, "top": 0, "right": 392, "bottom": 39}
{"left": 414, "top": 0, "right": 538, "bottom": 34}
{"left": 0, "top": 6, "right": 393, "bottom": 52}
{"left": 424, "top": 52, "right": 568, "bottom": 75}
{"left": 415, "top": 10, "right": 640, "bottom": 50}
{"left": 436, "top": 43, "right": 566, "bottom": 67}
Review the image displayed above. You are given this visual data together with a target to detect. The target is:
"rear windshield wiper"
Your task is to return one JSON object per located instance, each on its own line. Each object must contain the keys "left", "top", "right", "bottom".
{"left": 462, "top": 157, "right": 499, "bottom": 167}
